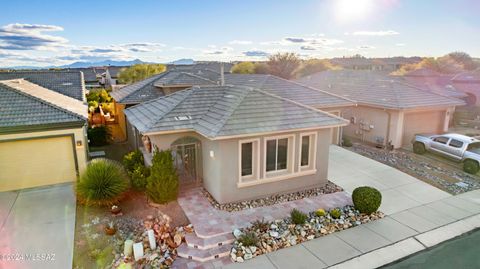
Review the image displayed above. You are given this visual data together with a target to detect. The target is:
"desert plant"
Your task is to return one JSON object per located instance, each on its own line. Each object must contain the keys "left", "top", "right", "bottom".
{"left": 146, "top": 150, "right": 179, "bottom": 204}
{"left": 342, "top": 136, "right": 353, "bottom": 147}
{"left": 238, "top": 232, "right": 259, "bottom": 247}
{"left": 130, "top": 164, "right": 150, "bottom": 191}
{"left": 123, "top": 150, "right": 145, "bottom": 173}
{"left": 352, "top": 186, "right": 382, "bottom": 214}
{"left": 290, "top": 209, "right": 308, "bottom": 225}
{"left": 315, "top": 208, "right": 326, "bottom": 217}
{"left": 76, "top": 159, "right": 129, "bottom": 206}
{"left": 87, "top": 125, "right": 111, "bottom": 146}
{"left": 251, "top": 218, "right": 271, "bottom": 232}
{"left": 329, "top": 208, "right": 342, "bottom": 219}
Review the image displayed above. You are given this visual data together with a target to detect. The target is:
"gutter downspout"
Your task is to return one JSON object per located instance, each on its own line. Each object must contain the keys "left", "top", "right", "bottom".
{"left": 385, "top": 109, "right": 392, "bottom": 149}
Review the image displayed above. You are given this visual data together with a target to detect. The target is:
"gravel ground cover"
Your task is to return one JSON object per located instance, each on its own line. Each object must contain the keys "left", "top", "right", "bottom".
{"left": 347, "top": 143, "right": 480, "bottom": 194}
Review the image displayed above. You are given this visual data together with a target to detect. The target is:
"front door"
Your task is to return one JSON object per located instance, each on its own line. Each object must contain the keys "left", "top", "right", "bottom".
{"left": 173, "top": 143, "right": 197, "bottom": 183}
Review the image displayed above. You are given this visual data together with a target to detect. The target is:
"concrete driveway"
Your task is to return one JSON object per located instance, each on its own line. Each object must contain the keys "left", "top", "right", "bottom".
{"left": 0, "top": 183, "right": 76, "bottom": 269}
{"left": 329, "top": 145, "right": 451, "bottom": 215}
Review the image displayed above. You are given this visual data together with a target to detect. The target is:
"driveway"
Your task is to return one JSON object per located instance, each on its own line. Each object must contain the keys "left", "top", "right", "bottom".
{"left": 0, "top": 183, "right": 76, "bottom": 269}
{"left": 328, "top": 145, "right": 451, "bottom": 215}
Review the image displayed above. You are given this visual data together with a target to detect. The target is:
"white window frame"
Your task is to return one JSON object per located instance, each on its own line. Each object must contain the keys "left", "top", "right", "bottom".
{"left": 298, "top": 132, "right": 317, "bottom": 172}
{"left": 238, "top": 138, "right": 260, "bottom": 183}
{"left": 263, "top": 134, "right": 295, "bottom": 177}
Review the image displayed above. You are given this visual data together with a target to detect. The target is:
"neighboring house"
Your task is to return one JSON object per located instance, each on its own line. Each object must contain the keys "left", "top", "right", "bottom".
{"left": 109, "top": 70, "right": 220, "bottom": 143}
{"left": 451, "top": 69, "right": 480, "bottom": 105}
{"left": 105, "top": 66, "right": 128, "bottom": 88}
{"left": 0, "top": 70, "right": 87, "bottom": 102}
{"left": 223, "top": 74, "right": 356, "bottom": 144}
{"left": 167, "top": 61, "right": 234, "bottom": 73}
{"left": 67, "top": 67, "right": 102, "bottom": 89}
{"left": 124, "top": 85, "right": 348, "bottom": 203}
{"left": 0, "top": 79, "right": 88, "bottom": 192}
{"left": 297, "top": 70, "right": 465, "bottom": 148}
{"left": 401, "top": 68, "right": 468, "bottom": 100}
{"left": 331, "top": 56, "right": 421, "bottom": 71}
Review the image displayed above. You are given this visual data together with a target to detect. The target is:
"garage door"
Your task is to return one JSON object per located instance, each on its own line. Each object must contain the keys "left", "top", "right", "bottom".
{"left": 402, "top": 110, "right": 445, "bottom": 146}
{"left": 0, "top": 136, "right": 77, "bottom": 192}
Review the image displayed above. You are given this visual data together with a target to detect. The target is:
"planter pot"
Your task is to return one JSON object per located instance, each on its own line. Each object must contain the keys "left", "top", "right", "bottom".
{"left": 91, "top": 113, "right": 104, "bottom": 125}
{"left": 105, "top": 227, "right": 117, "bottom": 236}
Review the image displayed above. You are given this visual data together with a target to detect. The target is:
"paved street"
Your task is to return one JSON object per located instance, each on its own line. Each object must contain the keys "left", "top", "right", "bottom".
{"left": 0, "top": 183, "right": 76, "bottom": 269}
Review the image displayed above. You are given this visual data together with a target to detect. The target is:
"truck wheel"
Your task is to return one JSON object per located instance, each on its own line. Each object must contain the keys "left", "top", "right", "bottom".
{"left": 463, "top": 159, "right": 479, "bottom": 174}
{"left": 413, "top": 142, "right": 426, "bottom": 154}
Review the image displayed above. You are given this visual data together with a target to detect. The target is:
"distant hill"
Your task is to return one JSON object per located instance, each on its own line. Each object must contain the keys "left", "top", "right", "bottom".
{"left": 169, "top": 58, "right": 195, "bottom": 65}
{"left": 58, "top": 59, "right": 145, "bottom": 68}
{"left": 2, "top": 59, "right": 147, "bottom": 70}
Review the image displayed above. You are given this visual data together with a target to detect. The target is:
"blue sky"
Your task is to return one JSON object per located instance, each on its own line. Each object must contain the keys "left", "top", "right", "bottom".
{"left": 1, "top": 0, "right": 479, "bottom": 67}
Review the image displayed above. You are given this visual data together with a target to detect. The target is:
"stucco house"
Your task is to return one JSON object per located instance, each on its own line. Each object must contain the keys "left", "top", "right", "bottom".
{"left": 0, "top": 79, "right": 88, "bottom": 192}
{"left": 297, "top": 70, "right": 465, "bottom": 148}
{"left": 451, "top": 69, "right": 480, "bottom": 106}
{"left": 402, "top": 68, "right": 468, "bottom": 100}
{"left": 124, "top": 85, "right": 348, "bottom": 203}
{"left": 110, "top": 69, "right": 221, "bottom": 143}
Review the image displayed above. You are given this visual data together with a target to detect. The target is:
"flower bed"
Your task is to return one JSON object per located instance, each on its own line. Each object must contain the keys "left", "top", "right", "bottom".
{"left": 230, "top": 206, "right": 384, "bottom": 262}
{"left": 203, "top": 181, "right": 343, "bottom": 212}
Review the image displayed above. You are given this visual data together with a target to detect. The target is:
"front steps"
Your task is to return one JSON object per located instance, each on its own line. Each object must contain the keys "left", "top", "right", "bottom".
{"left": 177, "top": 232, "right": 234, "bottom": 262}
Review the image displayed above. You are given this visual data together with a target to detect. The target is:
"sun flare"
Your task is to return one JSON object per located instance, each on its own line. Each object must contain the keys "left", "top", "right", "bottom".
{"left": 334, "top": 0, "right": 375, "bottom": 23}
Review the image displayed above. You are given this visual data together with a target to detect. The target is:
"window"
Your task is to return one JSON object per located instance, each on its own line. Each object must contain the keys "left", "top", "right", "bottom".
{"left": 433, "top": 136, "right": 449, "bottom": 144}
{"left": 449, "top": 139, "right": 464, "bottom": 148}
{"left": 239, "top": 139, "right": 259, "bottom": 181}
{"left": 266, "top": 138, "right": 288, "bottom": 172}
{"left": 301, "top": 136, "right": 310, "bottom": 166}
{"left": 241, "top": 142, "right": 253, "bottom": 176}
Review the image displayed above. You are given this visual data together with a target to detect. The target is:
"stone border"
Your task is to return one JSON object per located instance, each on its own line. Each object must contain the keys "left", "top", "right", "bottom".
{"left": 202, "top": 181, "right": 343, "bottom": 212}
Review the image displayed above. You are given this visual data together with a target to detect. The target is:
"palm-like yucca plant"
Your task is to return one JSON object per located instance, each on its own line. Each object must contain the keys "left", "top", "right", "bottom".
{"left": 76, "top": 158, "right": 129, "bottom": 206}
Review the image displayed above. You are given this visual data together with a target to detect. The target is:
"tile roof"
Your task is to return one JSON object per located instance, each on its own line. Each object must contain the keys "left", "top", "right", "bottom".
{"left": 124, "top": 85, "right": 347, "bottom": 138}
{"left": 224, "top": 74, "right": 354, "bottom": 108}
{"left": 0, "top": 70, "right": 86, "bottom": 101}
{"left": 106, "top": 66, "right": 127, "bottom": 78}
{"left": 0, "top": 79, "right": 87, "bottom": 132}
{"left": 297, "top": 70, "right": 465, "bottom": 109}
{"left": 67, "top": 67, "right": 98, "bottom": 82}
{"left": 452, "top": 69, "right": 480, "bottom": 82}
{"left": 110, "top": 70, "right": 218, "bottom": 104}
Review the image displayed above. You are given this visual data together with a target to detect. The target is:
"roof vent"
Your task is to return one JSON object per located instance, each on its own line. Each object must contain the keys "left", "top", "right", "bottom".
{"left": 224, "top": 94, "right": 235, "bottom": 98}
{"left": 62, "top": 82, "right": 73, "bottom": 86}
{"left": 174, "top": 116, "right": 192, "bottom": 121}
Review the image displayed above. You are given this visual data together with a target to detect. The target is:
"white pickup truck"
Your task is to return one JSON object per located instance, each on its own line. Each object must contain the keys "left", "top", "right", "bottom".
{"left": 412, "top": 133, "right": 480, "bottom": 174}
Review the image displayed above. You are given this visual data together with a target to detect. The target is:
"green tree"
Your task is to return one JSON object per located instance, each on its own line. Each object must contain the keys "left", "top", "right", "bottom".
{"left": 295, "top": 59, "right": 340, "bottom": 78}
{"left": 446, "top": 51, "right": 478, "bottom": 70}
{"left": 266, "top": 52, "right": 301, "bottom": 79}
{"left": 231, "top": 62, "right": 256, "bottom": 74}
{"left": 146, "top": 150, "right": 179, "bottom": 204}
{"left": 118, "top": 63, "right": 166, "bottom": 84}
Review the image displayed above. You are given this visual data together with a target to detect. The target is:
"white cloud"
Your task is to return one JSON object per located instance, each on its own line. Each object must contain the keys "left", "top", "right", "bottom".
{"left": 352, "top": 30, "right": 399, "bottom": 36}
{"left": 396, "top": 43, "right": 406, "bottom": 46}
{"left": 229, "top": 40, "right": 252, "bottom": 45}
{"left": 357, "top": 45, "right": 376, "bottom": 49}
{"left": 0, "top": 23, "right": 68, "bottom": 50}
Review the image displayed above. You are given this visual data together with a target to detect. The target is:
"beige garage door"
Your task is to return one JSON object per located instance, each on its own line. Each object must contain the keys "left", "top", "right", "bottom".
{"left": 0, "top": 136, "right": 77, "bottom": 191}
{"left": 402, "top": 110, "right": 445, "bottom": 146}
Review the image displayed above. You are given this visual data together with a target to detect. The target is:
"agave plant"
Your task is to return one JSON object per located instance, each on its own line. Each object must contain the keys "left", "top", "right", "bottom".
{"left": 76, "top": 158, "right": 129, "bottom": 206}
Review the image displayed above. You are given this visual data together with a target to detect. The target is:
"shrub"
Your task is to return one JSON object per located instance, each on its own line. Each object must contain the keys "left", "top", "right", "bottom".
{"left": 251, "top": 218, "right": 271, "bottom": 232}
{"left": 315, "top": 208, "right": 326, "bottom": 217}
{"left": 123, "top": 150, "right": 145, "bottom": 173}
{"left": 77, "top": 159, "right": 129, "bottom": 206}
{"left": 238, "top": 232, "right": 259, "bottom": 247}
{"left": 343, "top": 136, "right": 353, "bottom": 147}
{"left": 130, "top": 164, "right": 150, "bottom": 191}
{"left": 330, "top": 208, "right": 342, "bottom": 219}
{"left": 146, "top": 150, "right": 179, "bottom": 204}
{"left": 87, "top": 125, "right": 111, "bottom": 146}
{"left": 352, "top": 186, "right": 382, "bottom": 214}
{"left": 290, "top": 209, "right": 308, "bottom": 225}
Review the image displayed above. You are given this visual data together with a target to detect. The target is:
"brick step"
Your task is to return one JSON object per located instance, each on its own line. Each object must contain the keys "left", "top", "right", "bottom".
{"left": 177, "top": 243, "right": 232, "bottom": 262}
{"left": 185, "top": 233, "right": 235, "bottom": 250}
